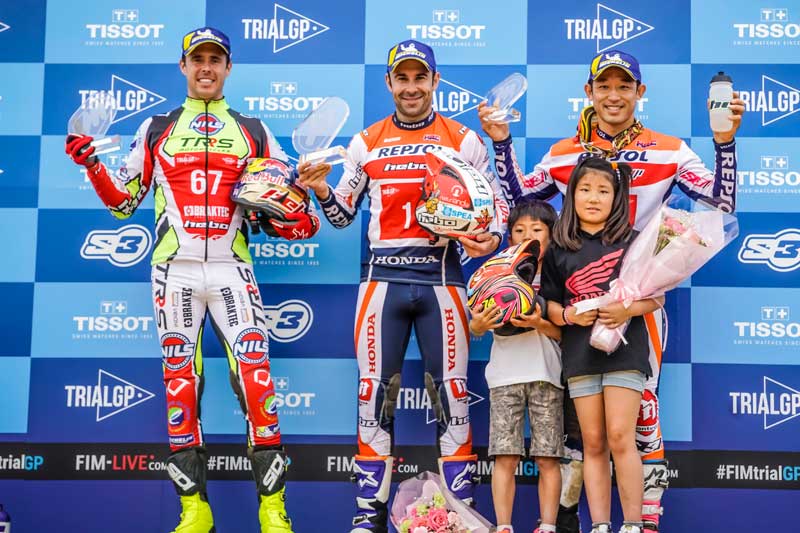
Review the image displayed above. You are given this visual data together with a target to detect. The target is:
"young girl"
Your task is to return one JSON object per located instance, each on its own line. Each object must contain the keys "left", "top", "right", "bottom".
{"left": 470, "top": 200, "right": 563, "bottom": 533}
{"left": 539, "top": 156, "right": 663, "bottom": 533}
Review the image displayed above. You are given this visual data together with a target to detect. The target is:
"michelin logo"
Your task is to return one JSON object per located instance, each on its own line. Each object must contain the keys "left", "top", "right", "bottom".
{"left": 65, "top": 368, "right": 155, "bottom": 421}
{"left": 729, "top": 376, "right": 800, "bottom": 430}
{"left": 738, "top": 75, "right": 800, "bottom": 126}
{"left": 564, "top": 3, "right": 654, "bottom": 53}
{"left": 242, "top": 3, "right": 330, "bottom": 53}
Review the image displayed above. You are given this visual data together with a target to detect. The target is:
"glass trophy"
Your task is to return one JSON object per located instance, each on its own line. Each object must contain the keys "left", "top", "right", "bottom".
{"left": 67, "top": 91, "right": 121, "bottom": 156}
{"left": 292, "top": 96, "right": 350, "bottom": 165}
{"left": 484, "top": 73, "right": 528, "bottom": 124}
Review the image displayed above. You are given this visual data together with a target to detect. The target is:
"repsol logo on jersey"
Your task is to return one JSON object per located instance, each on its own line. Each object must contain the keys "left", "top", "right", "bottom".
{"left": 607, "top": 150, "right": 651, "bottom": 163}
{"left": 406, "top": 9, "right": 486, "bottom": 42}
{"left": 376, "top": 143, "right": 438, "bottom": 158}
{"left": 85, "top": 9, "right": 164, "bottom": 40}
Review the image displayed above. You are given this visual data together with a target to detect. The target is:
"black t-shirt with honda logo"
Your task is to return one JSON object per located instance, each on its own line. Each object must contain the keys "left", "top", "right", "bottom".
{"left": 540, "top": 229, "right": 652, "bottom": 381}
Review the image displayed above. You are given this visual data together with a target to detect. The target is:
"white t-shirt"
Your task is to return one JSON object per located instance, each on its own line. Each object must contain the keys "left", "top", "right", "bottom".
{"left": 483, "top": 274, "right": 563, "bottom": 389}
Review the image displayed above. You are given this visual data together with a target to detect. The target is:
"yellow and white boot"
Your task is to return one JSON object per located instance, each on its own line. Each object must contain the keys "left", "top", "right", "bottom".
{"left": 167, "top": 448, "right": 215, "bottom": 533}
{"left": 250, "top": 447, "right": 293, "bottom": 533}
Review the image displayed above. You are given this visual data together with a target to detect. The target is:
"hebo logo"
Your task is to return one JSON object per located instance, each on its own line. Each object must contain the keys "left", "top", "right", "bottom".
{"left": 65, "top": 368, "right": 156, "bottom": 421}
{"left": 243, "top": 81, "right": 325, "bottom": 120}
{"left": 263, "top": 300, "right": 313, "bottom": 343}
{"left": 80, "top": 224, "right": 152, "bottom": 267}
{"left": 78, "top": 75, "right": 166, "bottom": 125}
{"left": 396, "top": 386, "right": 484, "bottom": 424}
{"left": 738, "top": 228, "right": 800, "bottom": 272}
{"left": 567, "top": 96, "right": 649, "bottom": 122}
{"left": 564, "top": 3, "right": 655, "bottom": 52}
{"left": 739, "top": 75, "right": 800, "bottom": 126}
{"left": 73, "top": 299, "right": 154, "bottom": 337}
{"left": 739, "top": 155, "right": 800, "bottom": 191}
{"left": 406, "top": 9, "right": 487, "bottom": 47}
{"left": 85, "top": 9, "right": 165, "bottom": 44}
{"left": 733, "top": 305, "right": 800, "bottom": 347}
{"left": 433, "top": 78, "right": 483, "bottom": 118}
{"left": 729, "top": 376, "right": 800, "bottom": 430}
{"left": 734, "top": 7, "right": 800, "bottom": 41}
{"left": 241, "top": 3, "right": 329, "bottom": 53}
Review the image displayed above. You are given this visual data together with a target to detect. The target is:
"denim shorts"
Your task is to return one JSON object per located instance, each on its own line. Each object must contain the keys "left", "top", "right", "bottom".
{"left": 567, "top": 370, "right": 646, "bottom": 398}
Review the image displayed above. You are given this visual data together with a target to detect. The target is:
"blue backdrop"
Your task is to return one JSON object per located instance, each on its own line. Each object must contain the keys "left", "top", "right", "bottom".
{"left": 1, "top": 0, "right": 799, "bottom": 531}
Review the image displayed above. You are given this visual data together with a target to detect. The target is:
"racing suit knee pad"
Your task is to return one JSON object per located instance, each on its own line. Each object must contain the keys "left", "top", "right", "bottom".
{"left": 167, "top": 447, "right": 208, "bottom": 496}
{"left": 249, "top": 446, "right": 289, "bottom": 497}
{"left": 357, "top": 375, "right": 400, "bottom": 457}
{"left": 429, "top": 375, "right": 471, "bottom": 456}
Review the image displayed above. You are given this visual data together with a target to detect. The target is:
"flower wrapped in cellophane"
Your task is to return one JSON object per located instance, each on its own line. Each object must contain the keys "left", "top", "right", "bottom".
{"left": 574, "top": 195, "right": 739, "bottom": 353}
{"left": 390, "top": 471, "right": 492, "bottom": 533}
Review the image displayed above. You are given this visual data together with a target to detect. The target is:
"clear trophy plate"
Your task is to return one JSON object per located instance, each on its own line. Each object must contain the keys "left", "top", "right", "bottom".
{"left": 484, "top": 72, "right": 528, "bottom": 124}
{"left": 292, "top": 96, "right": 350, "bottom": 165}
{"left": 67, "top": 91, "right": 121, "bottom": 156}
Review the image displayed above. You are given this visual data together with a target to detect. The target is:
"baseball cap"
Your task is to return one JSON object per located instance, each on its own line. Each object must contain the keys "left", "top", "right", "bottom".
{"left": 386, "top": 40, "right": 436, "bottom": 73}
{"left": 588, "top": 50, "right": 641, "bottom": 83}
{"left": 182, "top": 27, "right": 231, "bottom": 57}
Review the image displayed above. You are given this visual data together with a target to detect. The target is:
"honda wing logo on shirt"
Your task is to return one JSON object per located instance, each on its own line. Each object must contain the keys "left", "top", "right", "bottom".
{"left": 564, "top": 3, "right": 655, "bottom": 52}
{"left": 65, "top": 368, "right": 155, "bottom": 422}
{"left": 241, "top": 3, "right": 330, "bottom": 53}
{"left": 565, "top": 249, "right": 624, "bottom": 297}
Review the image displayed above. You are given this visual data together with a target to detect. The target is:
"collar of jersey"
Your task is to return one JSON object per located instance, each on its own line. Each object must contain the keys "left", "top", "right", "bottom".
{"left": 392, "top": 110, "right": 436, "bottom": 130}
{"left": 183, "top": 96, "right": 229, "bottom": 112}
{"left": 578, "top": 228, "right": 604, "bottom": 240}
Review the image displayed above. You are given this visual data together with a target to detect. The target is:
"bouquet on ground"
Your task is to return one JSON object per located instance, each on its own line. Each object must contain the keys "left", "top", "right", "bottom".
{"left": 574, "top": 194, "right": 739, "bottom": 352}
{"left": 391, "top": 471, "right": 491, "bottom": 533}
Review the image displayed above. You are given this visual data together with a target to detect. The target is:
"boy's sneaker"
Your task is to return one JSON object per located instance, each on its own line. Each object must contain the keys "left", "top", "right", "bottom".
{"left": 589, "top": 524, "right": 612, "bottom": 533}
{"left": 618, "top": 523, "right": 643, "bottom": 533}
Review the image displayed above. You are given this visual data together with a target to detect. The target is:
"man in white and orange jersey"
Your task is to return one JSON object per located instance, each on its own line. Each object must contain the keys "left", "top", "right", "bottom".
{"left": 301, "top": 40, "right": 509, "bottom": 533}
{"left": 479, "top": 50, "right": 744, "bottom": 533}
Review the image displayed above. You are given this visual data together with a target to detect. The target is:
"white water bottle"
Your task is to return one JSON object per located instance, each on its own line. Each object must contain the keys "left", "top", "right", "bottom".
{"left": 709, "top": 71, "right": 734, "bottom": 133}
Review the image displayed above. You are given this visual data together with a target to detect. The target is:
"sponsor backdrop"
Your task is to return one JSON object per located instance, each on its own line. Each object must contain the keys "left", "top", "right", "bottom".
{"left": 1, "top": 0, "right": 799, "bottom": 531}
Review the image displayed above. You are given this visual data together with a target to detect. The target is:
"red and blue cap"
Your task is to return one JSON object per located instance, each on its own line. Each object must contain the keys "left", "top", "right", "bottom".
{"left": 182, "top": 27, "right": 231, "bottom": 58}
{"left": 588, "top": 50, "right": 642, "bottom": 83}
{"left": 387, "top": 39, "right": 436, "bottom": 73}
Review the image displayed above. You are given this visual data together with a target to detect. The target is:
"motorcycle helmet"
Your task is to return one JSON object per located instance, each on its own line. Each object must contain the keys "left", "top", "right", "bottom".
{"left": 231, "top": 158, "right": 311, "bottom": 222}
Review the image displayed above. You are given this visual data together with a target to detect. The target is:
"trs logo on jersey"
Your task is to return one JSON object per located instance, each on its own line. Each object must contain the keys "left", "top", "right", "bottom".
{"left": 263, "top": 299, "right": 313, "bottom": 343}
{"left": 739, "top": 75, "right": 800, "bottom": 126}
{"left": 738, "top": 228, "right": 800, "bottom": 272}
{"left": 729, "top": 375, "right": 800, "bottom": 430}
{"left": 80, "top": 224, "right": 152, "bottom": 267}
{"left": 85, "top": 9, "right": 165, "bottom": 42}
{"left": 433, "top": 78, "right": 482, "bottom": 118}
{"left": 65, "top": 368, "right": 156, "bottom": 422}
{"left": 406, "top": 9, "right": 487, "bottom": 45}
{"left": 78, "top": 75, "right": 166, "bottom": 125}
{"left": 733, "top": 7, "right": 800, "bottom": 41}
{"left": 241, "top": 3, "right": 330, "bottom": 53}
{"left": 564, "top": 3, "right": 655, "bottom": 52}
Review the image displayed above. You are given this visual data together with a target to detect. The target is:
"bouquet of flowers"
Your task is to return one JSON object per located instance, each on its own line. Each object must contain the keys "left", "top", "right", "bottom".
{"left": 390, "top": 471, "right": 491, "bottom": 533}
{"left": 573, "top": 195, "right": 739, "bottom": 353}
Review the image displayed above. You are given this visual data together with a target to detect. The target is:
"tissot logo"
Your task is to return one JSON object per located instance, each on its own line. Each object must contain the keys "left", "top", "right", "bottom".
{"left": 733, "top": 305, "right": 800, "bottom": 345}
{"left": 78, "top": 75, "right": 166, "bottom": 125}
{"left": 243, "top": 81, "right": 325, "bottom": 114}
{"left": 433, "top": 78, "right": 482, "bottom": 118}
{"left": 729, "top": 376, "right": 800, "bottom": 430}
{"left": 733, "top": 7, "right": 800, "bottom": 40}
{"left": 85, "top": 9, "right": 165, "bottom": 41}
{"left": 564, "top": 3, "right": 655, "bottom": 52}
{"left": 738, "top": 155, "right": 799, "bottom": 189}
{"left": 406, "top": 9, "right": 487, "bottom": 45}
{"left": 241, "top": 3, "right": 330, "bottom": 53}
{"left": 65, "top": 369, "right": 155, "bottom": 421}
{"left": 739, "top": 75, "right": 800, "bottom": 126}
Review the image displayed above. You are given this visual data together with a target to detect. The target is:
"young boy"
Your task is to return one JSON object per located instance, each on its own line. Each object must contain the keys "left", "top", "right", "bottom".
{"left": 469, "top": 200, "right": 563, "bottom": 533}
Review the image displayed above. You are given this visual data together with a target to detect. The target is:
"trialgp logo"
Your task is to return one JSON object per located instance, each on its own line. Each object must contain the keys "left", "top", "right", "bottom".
{"left": 73, "top": 299, "right": 154, "bottom": 338}
{"left": 80, "top": 224, "right": 152, "bottom": 267}
{"left": 396, "top": 386, "right": 484, "bottom": 424}
{"left": 738, "top": 228, "right": 800, "bottom": 272}
{"left": 738, "top": 154, "right": 800, "bottom": 191}
{"left": 432, "top": 78, "right": 483, "bottom": 119}
{"left": 564, "top": 3, "right": 654, "bottom": 52}
{"left": 241, "top": 3, "right": 329, "bottom": 53}
{"left": 739, "top": 75, "right": 800, "bottom": 126}
{"left": 65, "top": 369, "right": 155, "bottom": 421}
{"left": 85, "top": 9, "right": 165, "bottom": 43}
{"left": 733, "top": 7, "right": 800, "bottom": 41}
{"left": 733, "top": 305, "right": 800, "bottom": 346}
{"left": 406, "top": 9, "right": 486, "bottom": 47}
{"left": 243, "top": 81, "right": 326, "bottom": 119}
{"left": 729, "top": 376, "right": 800, "bottom": 430}
{"left": 78, "top": 75, "right": 166, "bottom": 125}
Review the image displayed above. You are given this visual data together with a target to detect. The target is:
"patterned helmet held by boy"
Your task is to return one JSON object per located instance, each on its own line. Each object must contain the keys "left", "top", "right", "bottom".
{"left": 466, "top": 239, "right": 541, "bottom": 336}
{"left": 415, "top": 148, "right": 495, "bottom": 239}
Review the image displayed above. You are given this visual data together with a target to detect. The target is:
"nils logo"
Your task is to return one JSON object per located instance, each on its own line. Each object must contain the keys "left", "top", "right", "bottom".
{"left": 564, "top": 3, "right": 654, "bottom": 52}
{"left": 65, "top": 369, "right": 155, "bottom": 421}
{"left": 189, "top": 113, "right": 225, "bottom": 135}
{"left": 241, "top": 3, "right": 329, "bottom": 53}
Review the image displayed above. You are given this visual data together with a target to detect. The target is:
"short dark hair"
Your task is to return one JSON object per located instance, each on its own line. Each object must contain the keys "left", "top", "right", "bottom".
{"left": 552, "top": 155, "right": 633, "bottom": 251}
{"left": 507, "top": 199, "right": 557, "bottom": 235}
